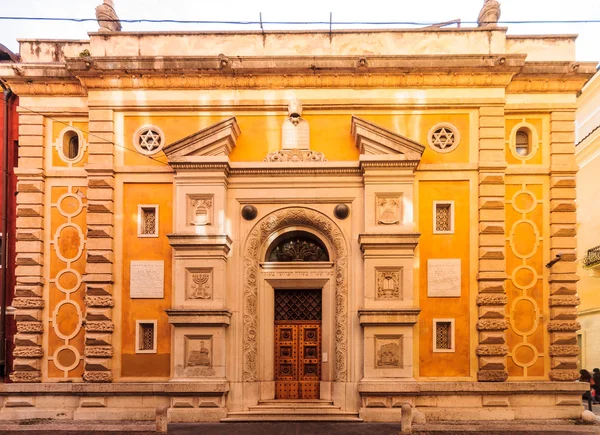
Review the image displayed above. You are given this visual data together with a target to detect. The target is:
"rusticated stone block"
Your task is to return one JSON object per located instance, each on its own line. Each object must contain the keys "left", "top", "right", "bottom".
{"left": 477, "top": 370, "right": 508, "bottom": 382}
{"left": 15, "top": 285, "right": 43, "bottom": 298}
{"left": 476, "top": 320, "right": 509, "bottom": 331}
{"left": 476, "top": 345, "right": 509, "bottom": 356}
{"left": 85, "top": 334, "right": 112, "bottom": 346}
{"left": 82, "top": 371, "right": 113, "bottom": 383}
{"left": 13, "top": 358, "right": 41, "bottom": 371}
{"left": 479, "top": 332, "right": 506, "bottom": 345}
{"left": 478, "top": 306, "right": 504, "bottom": 319}
{"left": 549, "top": 369, "right": 579, "bottom": 381}
{"left": 550, "top": 332, "right": 577, "bottom": 345}
{"left": 547, "top": 321, "right": 580, "bottom": 332}
{"left": 476, "top": 294, "right": 508, "bottom": 306}
{"left": 549, "top": 345, "right": 580, "bottom": 356}
{"left": 84, "top": 346, "right": 114, "bottom": 357}
{"left": 84, "top": 321, "right": 114, "bottom": 332}
{"left": 86, "top": 309, "right": 112, "bottom": 321}
{"left": 549, "top": 296, "right": 579, "bottom": 307}
{"left": 84, "top": 295, "right": 114, "bottom": 308}
{"left": 85, "top": 284, "right": 113, "bottom": 296}
{"left": 9, "top": 371, "right": 42, "bottom": 383}
{"left": 551, "top": 357, "right": 578, "bottom": 370}
{"left": 13, "top": 346, "right": 43, "bottom": 358}
{"left": 16, "top": 321, "right": 43, "bottom": 333}
{"left": 11, "top": 297, "right": 45, "bottom": 309}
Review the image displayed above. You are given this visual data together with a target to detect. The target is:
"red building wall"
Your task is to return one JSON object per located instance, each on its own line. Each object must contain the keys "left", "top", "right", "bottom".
{"left": 0, "top": 90, "right": 18, "bottom": 382}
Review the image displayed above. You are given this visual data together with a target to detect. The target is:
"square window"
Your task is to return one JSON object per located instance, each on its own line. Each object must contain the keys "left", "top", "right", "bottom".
{"left": 138, "top": 204, "right": 159, "bottom": 237}
{"left": 433, "top": 201, "right": 454, "bottom": 234}
{"left": 135, "top": 320, "right": 157, "bottom": 353}
{"left": 433, "top": 319, "right": 455, "bottom": 353}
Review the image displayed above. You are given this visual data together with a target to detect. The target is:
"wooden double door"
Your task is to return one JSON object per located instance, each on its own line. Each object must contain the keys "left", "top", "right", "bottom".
{"left": 274, "top": 289, "right": 322, "bottom": 399}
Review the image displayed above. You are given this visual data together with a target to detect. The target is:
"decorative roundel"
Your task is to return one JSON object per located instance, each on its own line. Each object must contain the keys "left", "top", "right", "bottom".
{"left": 133, "top": 125, "right": 165, "bottom": 156}
{"left": 241, "top": 205, "right": 258, "bottom": 221}
{"left": 427, "top": 123, "right": 460, "bottom": 153}
{"left": 334, "top": 204, "right": 350, "bottom": 220}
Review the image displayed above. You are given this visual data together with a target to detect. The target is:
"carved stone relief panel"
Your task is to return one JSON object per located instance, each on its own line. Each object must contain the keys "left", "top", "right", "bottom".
{"left": 186, "top": 268, "right": 213, "bottom": 300}
{"left": 376, "top": 268, "right": 402, "bottom": 300}
{"left": 375, "top": 335, "right": 403, "bottom": 369}
{"left": 376, "top": 194, "right": 401, "bottom": 225}
{"left": 184, "top": 335, "right": 215, "bottom": 377}
{"left": 186, "top": 194, "right": 213, "bottom": 226}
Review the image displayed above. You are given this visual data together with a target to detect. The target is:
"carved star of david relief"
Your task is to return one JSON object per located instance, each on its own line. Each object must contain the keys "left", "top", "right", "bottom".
{"left": 140, "top": 130, "right": 161, "bottom": 152}
{"left": 431, "top": 127, "right": 455, "bottom": 149}
{"left": 134, "top": 125, "right": 166, "bottom": 155}
{"left": 427, "top": 123, "right": 460, "bottom": 154}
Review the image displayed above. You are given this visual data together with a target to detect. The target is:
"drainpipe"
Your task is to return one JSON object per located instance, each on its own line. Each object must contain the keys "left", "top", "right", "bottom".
{"left": 0, "top": 79, "right": 12, "bottom": 378}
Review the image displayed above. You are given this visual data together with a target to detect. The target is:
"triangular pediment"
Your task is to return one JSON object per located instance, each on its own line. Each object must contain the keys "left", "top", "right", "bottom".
{"left": 351, "top": 116, "right": 425, "bottom": 160}
{"left": 163, "top": 117, "right": 240, "bottom": 159}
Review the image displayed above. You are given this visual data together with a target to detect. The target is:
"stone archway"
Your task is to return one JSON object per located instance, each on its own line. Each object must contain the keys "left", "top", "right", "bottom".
{"left": 242, "top": 207, "right": 348, "bottom": 382}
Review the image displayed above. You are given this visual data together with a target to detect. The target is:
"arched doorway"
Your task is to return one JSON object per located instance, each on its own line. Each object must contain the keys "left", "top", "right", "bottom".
{"left": 241, "top": 207, "right": 349, "bottom": 401}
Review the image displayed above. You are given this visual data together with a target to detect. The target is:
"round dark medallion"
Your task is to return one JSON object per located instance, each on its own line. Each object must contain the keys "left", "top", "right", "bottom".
{"left": 241, "top": 205, "right": 258, "bottom": 221}
{"left": 334, "top": 203, "right": 350, "bottom": 220}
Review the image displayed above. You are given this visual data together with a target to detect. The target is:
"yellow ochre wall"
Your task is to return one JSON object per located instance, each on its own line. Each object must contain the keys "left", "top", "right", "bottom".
{"left": 418, "top": 180, "right": 471, "bottom": 377}
{"left": 121, "top": 183, "right": 173, "bottom": 377}
{"left": 122, "top": 113, "right": 470, "bottom": 165}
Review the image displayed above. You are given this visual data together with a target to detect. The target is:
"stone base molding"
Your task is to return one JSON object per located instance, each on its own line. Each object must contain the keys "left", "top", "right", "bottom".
{"left": 357, "top": 381, "right": 588, "bottom": 422}
{"left": 0, "top": 383, "right": 228, "bottom": 421}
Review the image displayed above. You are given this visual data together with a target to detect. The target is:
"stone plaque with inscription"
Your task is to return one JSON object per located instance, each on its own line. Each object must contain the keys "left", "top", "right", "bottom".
{"left": 130, "top": 260, "right": 165, "bottom": 299}
{"left": 282, "top": 118, "right": 310, "bottom": 150}
{"left": 427, "top": 259, "right": 461, "bottom": 297}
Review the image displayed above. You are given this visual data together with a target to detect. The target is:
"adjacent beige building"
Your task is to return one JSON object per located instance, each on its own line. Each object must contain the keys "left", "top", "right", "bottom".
{"left": 576, "top": 70, "right": 600, "bottom": 370}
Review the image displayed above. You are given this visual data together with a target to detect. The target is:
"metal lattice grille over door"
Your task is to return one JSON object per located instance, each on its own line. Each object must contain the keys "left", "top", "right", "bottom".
{"left": 275, "top": 290, "right": 322, "bottom": 399}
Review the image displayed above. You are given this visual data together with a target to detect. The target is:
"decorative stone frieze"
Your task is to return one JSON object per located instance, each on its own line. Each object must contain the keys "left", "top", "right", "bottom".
{"left": 476, "top": 105, "right": 508, "bottom": 382}
{"left": 10, "top": 111, "right": 46, "bottom": 383}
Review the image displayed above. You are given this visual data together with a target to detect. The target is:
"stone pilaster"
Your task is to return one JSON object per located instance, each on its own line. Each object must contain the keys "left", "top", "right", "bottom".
{"left": 83, "top": 109, "right": 115, "bottom": 383}
{"left": 476, "top": 106, "right": 508, "bottom": 382}
{"left": 10, "top": 112, "right": 45, "bottom": 382}
{"left": 548, "top": 110, "right": 580, "bottom": 382}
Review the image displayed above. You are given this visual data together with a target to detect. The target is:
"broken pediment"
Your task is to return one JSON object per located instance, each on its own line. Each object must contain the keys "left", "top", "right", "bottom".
{"left": 163, "top": 117, "right": 240, "bottom": 159}
{"left": 351, "top": 116, "right": 425, "bottom": 160}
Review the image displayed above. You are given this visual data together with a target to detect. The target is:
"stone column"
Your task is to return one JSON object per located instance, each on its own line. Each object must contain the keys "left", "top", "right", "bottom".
{"left": 10, "top": 111, "right": 45, "bottom": 382}
{"left": 476, "top": 105, "right": 508, "bottom": 382}
{"left": 83, "top": 109, "right": 115, "bottom": 382}
{"left": 548, "top": 110, "right": 580, "bottom": 382}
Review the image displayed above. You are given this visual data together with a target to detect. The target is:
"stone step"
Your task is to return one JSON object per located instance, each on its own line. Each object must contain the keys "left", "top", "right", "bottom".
{"left": 222, "top": 415, "right": 363, "bottom": 422}
{"left": 248, "top": 405, "right": 341, "bottom": 413}
{"left": 258, "top": 399, "right": 335, "bottom": 406}
{"left": 222, "top": 408, "right": 362, "bottom": 422}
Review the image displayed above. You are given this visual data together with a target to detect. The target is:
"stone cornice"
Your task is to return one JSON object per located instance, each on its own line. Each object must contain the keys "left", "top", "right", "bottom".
{"left": 165, "top": 309, "right": 232, "bottom": 326}
{"left": 358, "top": 233, "right": 420, "bottom": 252}
{"left": 167, "top": 234, "right": 233, "bottom": 254}
{"left": 358, "top": 309, "right": 421, "bottom": 326}
{"left": 507, "top": 61, "right": 597, "bottom": 93}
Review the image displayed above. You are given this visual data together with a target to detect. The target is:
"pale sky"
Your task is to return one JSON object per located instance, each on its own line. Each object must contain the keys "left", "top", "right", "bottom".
{"left": 1, "top": 0, "right": 599, "bottom": 62}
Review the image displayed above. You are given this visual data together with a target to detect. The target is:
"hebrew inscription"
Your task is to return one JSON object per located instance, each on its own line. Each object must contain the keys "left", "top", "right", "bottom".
{"left": 130, "top": 261, "right": 164, "bottom": 299}
{"left": 427, "top": 259, "right": 461, "bottom": 297}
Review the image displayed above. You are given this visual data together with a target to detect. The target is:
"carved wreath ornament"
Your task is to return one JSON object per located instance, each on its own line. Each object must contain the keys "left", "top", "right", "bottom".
{"left": 242, "top": 207, "right": 348, "bottom": 382}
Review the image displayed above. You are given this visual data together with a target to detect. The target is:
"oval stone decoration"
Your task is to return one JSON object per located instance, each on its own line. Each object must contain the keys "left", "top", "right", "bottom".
{"left": 56, "top": 224, "right": 83, "bottom": 262}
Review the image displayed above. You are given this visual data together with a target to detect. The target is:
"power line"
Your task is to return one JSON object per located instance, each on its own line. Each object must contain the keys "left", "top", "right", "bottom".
{"left": 0, "top": 16, "right": 600, "bottom": 25}
{"left": 0, "top": 94, "right": 170, "bottom": 167}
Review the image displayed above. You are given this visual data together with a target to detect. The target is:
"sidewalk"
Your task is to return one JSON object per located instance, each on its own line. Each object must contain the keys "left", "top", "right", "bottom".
{"left": 0, "top": 420, "right": 599, "bottom": 435}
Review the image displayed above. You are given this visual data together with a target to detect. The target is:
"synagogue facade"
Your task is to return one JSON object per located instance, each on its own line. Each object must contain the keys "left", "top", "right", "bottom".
{"left": 0, "top": 19, "right": 596, "bottom": 423}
